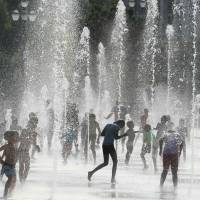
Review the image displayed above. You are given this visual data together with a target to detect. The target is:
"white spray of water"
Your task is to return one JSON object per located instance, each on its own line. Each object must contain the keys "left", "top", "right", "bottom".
{"left": 5, "top": 109, "right": 12, "bottom": 130}
{"left": 191, "top": 0, "right": 198, "bottom": 189}
{"left": 166, "top": 25, "right": 175, "bottom": 114}
{"left": 110, "top": 0, "right": 127, "bottom": 103}
{"left": 96, "top": 43, "right": 108, "bottom": 121}
{"left": 78, "top": 27, "right": 96, "bottom": 114}
{"left": 140, "top": 0, "right": 159, "bottom": 124}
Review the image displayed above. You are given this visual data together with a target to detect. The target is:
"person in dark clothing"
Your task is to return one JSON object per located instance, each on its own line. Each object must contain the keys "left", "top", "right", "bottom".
{"left": 159, "top": 122, "right": 182, "bottom": 188}
{"left": 125, "top": 121, "right": 139, "bottom": 165}
{"left": 88, "top": 120, "right": 127, "bottom": 184}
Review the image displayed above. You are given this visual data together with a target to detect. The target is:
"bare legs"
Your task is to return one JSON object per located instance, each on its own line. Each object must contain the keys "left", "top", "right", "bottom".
{"left": 88, "top": 145, "right": 118, "bottom": 183}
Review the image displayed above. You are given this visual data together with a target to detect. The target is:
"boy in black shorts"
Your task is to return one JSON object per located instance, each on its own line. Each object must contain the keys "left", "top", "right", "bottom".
{"left": 88, "top": 120, "right": 127, "bottom": 183}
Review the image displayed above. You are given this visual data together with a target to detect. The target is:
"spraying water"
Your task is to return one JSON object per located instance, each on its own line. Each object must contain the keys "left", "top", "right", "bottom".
{"left": 77, "top": 27, "right": 96, "bottom": 114}
{"left": 166, "top": 25, "right": 175, "bottom": 114}
{"left": 5, "top": 109, "right": 12, "bottom": 130}
{"left": 96, "top": 43, "right": 107, "bottom": 120}
{"left": 191, "top": 0, "right": 198, "bottom": 189}
{"left": 110, "top": 0, "right": 127, "bottom": 103}
{"left": 84, "top": 76, "right": 95, "bottom": 114}
{"left": 139, "top": 0, "right": 159, "bottom": 123}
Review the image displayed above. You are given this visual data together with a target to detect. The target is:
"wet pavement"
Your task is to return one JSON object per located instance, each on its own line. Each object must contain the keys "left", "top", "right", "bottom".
{"left": 0, "top": 136, "right": 200, "bottom": 200}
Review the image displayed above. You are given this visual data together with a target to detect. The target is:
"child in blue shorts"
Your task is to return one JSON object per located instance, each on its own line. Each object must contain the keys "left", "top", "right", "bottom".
{"left": 0, "top": 131, "right": 19, "bottom": 198}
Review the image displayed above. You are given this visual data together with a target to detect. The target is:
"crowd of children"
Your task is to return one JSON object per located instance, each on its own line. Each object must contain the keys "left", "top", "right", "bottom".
{"left": 0, "top": 100, "right": 191, "bottom": 198}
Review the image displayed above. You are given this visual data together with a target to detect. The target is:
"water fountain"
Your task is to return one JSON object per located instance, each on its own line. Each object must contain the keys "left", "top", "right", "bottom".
{"left": 19, "top": 0, "right": 79, "bottom": 199}
{"left": 138, "top": 0, "right": 159, "bottom": 124}
{"left": 190, "top": 0, "right": 198, "bottom": 189}
{"left": 5, "top": 109, "right": 12, "bottom": 130}
{"left": 76, "top": 27, "right": 96, "bottom": 115}
{"left": 166, "top": 24, "right": 175, "bottom": 114}
{"left": 96, "top": 43, "right": 107, "bottom": 121}
{"left": 110, "top": 0, "right": 128, "bottom": 103}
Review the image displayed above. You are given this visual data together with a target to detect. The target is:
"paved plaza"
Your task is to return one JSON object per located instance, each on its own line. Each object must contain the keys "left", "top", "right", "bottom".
{"left": 1, "top": 136, "right": 200, "bottom": 200}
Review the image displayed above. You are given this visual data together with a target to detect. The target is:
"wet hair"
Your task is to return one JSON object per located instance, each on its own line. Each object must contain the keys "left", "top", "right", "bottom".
{"left": 4, "top": 131, "right": 19, "bottom": 141}
{"left": 114, "top": 120, "right": 125, "bottom": 129}
{"left": 144, "top": 108, "right": 149, "bottom": 113}
{"left": 89, "top": 113, "right": 96, "bottom": 119}
{"left": 144, "top": 124, "right": 151, "bottom": 132}
{"left": 27, "top": 117, "right": 38, "bottom": 129}
{"left": 161, "top": 115, "right": 167, "bottom": 123}
{"left": 127, "top": 121, "right": 134, "bottom": 128}
{"left": 166, "top": 115, "right": 171, "bottom": 122}
{"left": 46, "top": 99, "right": 51, "bottom": 105}
{"left": 29, "top": 112, "right": 37, "bottom": 119}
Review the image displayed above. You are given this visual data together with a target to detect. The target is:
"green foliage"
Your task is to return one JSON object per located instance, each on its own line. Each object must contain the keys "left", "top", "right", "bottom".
{"left": 86, "top": 0, "right": 118, "bottom": 26}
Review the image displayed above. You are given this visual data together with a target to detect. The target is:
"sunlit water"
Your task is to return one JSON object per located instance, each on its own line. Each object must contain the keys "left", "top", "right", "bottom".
{"left": 1, "top": 130, "right": 200, "bottom": 200}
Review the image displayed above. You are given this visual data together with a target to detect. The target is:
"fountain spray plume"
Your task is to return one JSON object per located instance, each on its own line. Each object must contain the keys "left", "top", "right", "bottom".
{"left": 166, "top": 24, "right": 175, "bottom": 114}
{"left": 139, "top": 0, "right": 159, "bottom": 124}
{"left": 77, "top": 27, "right": 96, "bottom": 115}
{"left": 110, "top": 0, "right": 128, "bottom": 104}
{"left": 191, "top": 0, "right": 198, "bottom": 187}
{"left": 96, "top": 43, "right": 108, "bottom": 121}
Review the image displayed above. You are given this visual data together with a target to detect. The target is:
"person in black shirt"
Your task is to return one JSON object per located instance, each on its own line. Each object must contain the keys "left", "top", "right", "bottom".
{"left": 88, "top": 120, "right": 127, "bottom": 184}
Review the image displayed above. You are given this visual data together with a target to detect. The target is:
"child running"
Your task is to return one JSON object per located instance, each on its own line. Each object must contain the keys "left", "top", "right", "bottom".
{"left": 88, "top": 120, "right": 127, "bottom": 184}
{"left": 140, "top": 124, "right": 152, "bottom": 169}
{"left": 0, "top": 131, "right": 19, "bottom": 199}
{"left": 125, "top": 121, "right": 139, "bottom": 165}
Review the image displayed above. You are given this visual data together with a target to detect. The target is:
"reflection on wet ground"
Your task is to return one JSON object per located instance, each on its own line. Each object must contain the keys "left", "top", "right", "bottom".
{"left": 0, "top": 138, "right": 200, "bottom": 200}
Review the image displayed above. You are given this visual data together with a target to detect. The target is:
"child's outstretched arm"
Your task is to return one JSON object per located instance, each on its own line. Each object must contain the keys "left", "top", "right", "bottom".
{"left": 105, "top": 112, "right": 113, "bottom": 119}
{"left": 115, "top": 131, "right": 128, "bottom": 140}
{"left": 0, "top": 156, "right": 4, "bottom": 164}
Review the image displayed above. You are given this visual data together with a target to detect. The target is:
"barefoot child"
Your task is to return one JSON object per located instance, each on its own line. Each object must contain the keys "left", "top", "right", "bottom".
{"left": 159, "top": 122, "right": 182, "bottom": 188}
{"left": 88, "top": 120, "right": 127, "bottom": 184}
{"left": 18, "top": 119, "right": 40, "bottom": 183}
{"left": 0, "top": 131, "right": 19, "bottom": 199}
{"left": 140, "top": 124, "right": 152, "bottom": 169}
{"left": 125, "top": 121, "right": 139, "bottom": 165}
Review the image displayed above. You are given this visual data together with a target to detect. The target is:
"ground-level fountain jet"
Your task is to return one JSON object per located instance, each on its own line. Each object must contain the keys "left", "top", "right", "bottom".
{"left": 166, "top": 24, "right": 174, "bottom": 114}
{"left": 110, "top": 0, "right": 128, "bottom": 104}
